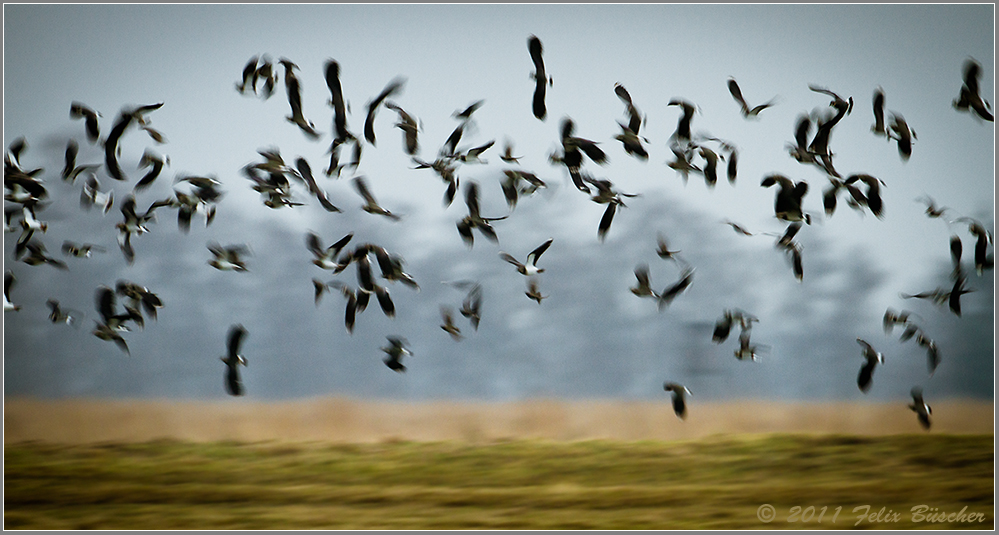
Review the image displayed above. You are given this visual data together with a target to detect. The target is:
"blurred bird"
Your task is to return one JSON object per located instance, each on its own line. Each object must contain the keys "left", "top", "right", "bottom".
{"left": 663, "top": 382, "right": 691, "bottom": 419}
{"left": 657, "top": 266, "right": 694, "bottom": 310}
{"left": 280, "top": 58, "right": 322, "bottom": 139}
{"left": 954, "top": 217, "right": 994, "bottom": 275}
{"left": 856, "top": 338, "right": 883, "bottom": 393}
{"left": 500, "top": 238, "right": 553, "bottom": 277}
{"left": 528, "top": 35, "right": 552, "bottom": 120}
{"left": 761, "top": 174, "right": 811, "bottom": 224}
{"left": 134, "top": 150, "right": 168, "bottom": 192}
{"left": 80, "top": 175, "right": 114, "bottom": 214}
{"left": 953, "top": 58, "right": 994, "bottom": 122}
{"left": 69, "top": 101, "right": 101, "bottom": 144}
{"left": 221, "top": 324, "right": 248, "bottom": 396}
{"left": 47, "top": 299, "right": 81, "bottom": 327}
{"left": 887, "top": 112, "right": 916, "bottom": 161}
{"left": 908, "top": 386, "right": 932, "bottom": 430}
{"left": 381, "top": 336, "right": 412, "bottom": 373}
{"left": 440, "top": 306, "right": 463, "bottom": 341}
{"left": 500, "top": 140, "right": 523, "bottom": 164}
{"left": 656, "top": 232, "right": 682, "bottom": 261}
{"left": 116, "top": 280, "right": 164, "bottom": 322}
{"left": 727, "top": 77, "right": 777, "bottom": 118}
{"left": 352, "top": 175, "right": 401, "bottom": 220}
{"left": 915, "top": 332, "right": 941, "bottom": 377}
{"left": 325, "top": 59, "right": 352, "bottom": 143}
{"left": 871, "top": 87, "right": 887, "bottom": 137}
{"left": 294, "top": 157, "right": 341, "bottom": 212}
{"left": 457, "top": 181, "right": 507, "bottom": 248}
{"left": 207, "top": 242, "right": 251, "bottom": 272}
{"left": 916, "top": 195, "right": 950, "bottom": 219}
{"left": 235, "top": 55, "right": 260, "bottom": 95}
{"left": 525, "top": 276, "right": 548, "bottom": 304}
{"left": 385, "top": 101, "right": 420, "bottom": 156}
{"left": 4, "top": 271, "right": 20, "bottom": 312}
{"left": 364, "top": 77, "right": 406, "bottom": 146}
{"left": 630, "top": 264, "right": 657, "bottom": 299}
{"left": 306, "top": 232, "right": 354, "bottom": 272}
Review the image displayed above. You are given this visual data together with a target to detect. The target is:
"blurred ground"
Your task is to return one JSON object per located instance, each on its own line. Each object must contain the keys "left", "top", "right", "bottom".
{"left": 4, "top": 397, "right": 993, "bottom": 443}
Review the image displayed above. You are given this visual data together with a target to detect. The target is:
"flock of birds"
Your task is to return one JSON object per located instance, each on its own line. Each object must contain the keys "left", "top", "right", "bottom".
{"left": 4, "top": 35, "right": 994, "bottom": 430}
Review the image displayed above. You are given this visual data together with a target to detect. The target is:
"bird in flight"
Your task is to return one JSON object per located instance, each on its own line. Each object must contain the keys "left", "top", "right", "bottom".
{"left": 221, "top": 324, "right": 248, "bottom": 396}
{"left": 528, "top": 35, "right": 552, "bottom": 121}
{"left": 663, "top": 382, "right": 691, "bottom": 420}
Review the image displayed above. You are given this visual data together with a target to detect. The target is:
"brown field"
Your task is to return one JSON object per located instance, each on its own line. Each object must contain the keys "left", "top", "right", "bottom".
{"left": 4, "top": 397, "right": 994, "bottom": 444}
{"left": 4, "top": 397, "right": 993, "bottom": 529}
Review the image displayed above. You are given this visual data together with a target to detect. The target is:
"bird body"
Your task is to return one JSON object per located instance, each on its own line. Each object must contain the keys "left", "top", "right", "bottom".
{"left": 856, "top": 338, "right": 883, "bottom": 393}
{"left": 221, "top": 325, "right": 248, "bottom": 396}
{"left": 908, "top": 387, "right": 932, "bottom": 430}
{"left": 500, "top": 238, "right": 553, "bottom": 277}
{"left": 663, "top": 382, "right": 691, "bottom": 419}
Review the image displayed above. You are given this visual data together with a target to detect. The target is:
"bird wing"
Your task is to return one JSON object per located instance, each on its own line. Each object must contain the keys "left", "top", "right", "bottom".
{"left": 228, "top": 324, "right": 247, "bottom": 359}
{"left": 527, "top": 238, "right": 554, "bottom": 265}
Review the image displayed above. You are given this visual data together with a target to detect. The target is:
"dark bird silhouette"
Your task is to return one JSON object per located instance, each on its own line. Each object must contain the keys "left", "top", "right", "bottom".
{"left": 324, "top": 281, "right": 360, "bottom": 333}
{"left": 440, "top": 306, "right": 463, "bottom": 341}
{"left": 657, "top": 266, "right": 695, "bottom": 311}
{"left": 500, "top": 238, "right": 553, "bottom": 276}
{"left": 92, "top": 285, "right": 136, "bottom": 355}
{"left": 614, "top": 83, "right": 643, "bottom": 134}
{"left": 856, "top": 338, "right": 883, "bottom": 393}
{"left": 352, "top": 175, "right": 401, "bottom": 220}
{"left": 306, "top": 231, "right": 353, "bottom": 272}
{"left": 70, "top": 101, "right": 101, "bottom": 144}
{"left": 908, "top": 386, "right": 932, "bottom": 430}
{"left": 528, "top": 35, "right": 552, "bottom": 120}
{"left": 915, "top": 332, "right": 940, "bottom": 377}
{"left": 667, "top": 98, "right": 697, "bottom": 146}
{"left": 786, "top": 113, "right": 814, "bottom": 164}
{"left": 364, "top": 77, "right": 406, "bottom": 146}
{"left": 20, "top": 239, "right": 69, "bottom": 270}
{"left": 134, "top": 150, "right": 168, "bottom": 192}
{"left": 47, "top": 299, "right": 81, "bottom": 327}
{"left": 457, "top": 181, "right": 507, "bottom": 248}
{"left": 453, "top": 99, "right": 485, "bottom": 122}
{"left": 843, "top": 174, "right": 885, "bottom": 219}
{"left": 887, "top": 112, "right": 916, "bottom": 161}
{"left": 582, "top": 175, "right": 638, "bottom": 242}
{"left": 324, "top": 59, "right": 352, "bottom": 142}
{"left": 385, "top": 101, "right": 419, "bottom": 156}
{"left": 221, "top": 324, "right": 248, "bottom": 396}
{"left": 280, "top": 58, "right": 321, "bottom": 139}
{"left": 948, "top": 273, "right": 972, "bottom": 316}
{"left": 294, "top": 158, "right": 341, "bottom": 212}
{"left": 761, "top": 174, "right": 811, "bottom": 224}
{"left": 953, "top": 58, "right": 994, "bottom": 122}
{"left": 103, "top": 109, "right": 135, "bottom": 182}
{"left": 381, "top": 336, "right": 412, "bottom": 372}
{"left": 954, "top": 217, "right": 995, "bottom": 275}
{"left": 235, "top": 55, "right": 259, "bottom": 95}
{"left": 727, "top": 77, "right": 776, "bottom": 118}
{"left": 630, "top": 264, "right": 657, "bottom": 299}
{"left": 208, "top": 242, "right": 251, "bottom": 272}
{"left": 501, "top": 170, "right": 548, "bottom": 210}
{"left": 656, "top": 232, "right": 682, "bottom": 261}
{"left": 116, "top": 280, "right": 163, "bottom": 322}
{"left": 4, "top": 271, "right": 20, "bottom": 312}
{"left": 663, "top": 382, "right": 691, "bottom": 420}
{"left": 871, "top": 87, "right": 887, "bottom": 136}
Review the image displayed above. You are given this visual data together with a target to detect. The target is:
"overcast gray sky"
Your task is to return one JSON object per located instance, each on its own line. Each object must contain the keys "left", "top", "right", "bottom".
{"left": 3, "top": 4, "right": 994, "bottom": 402}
